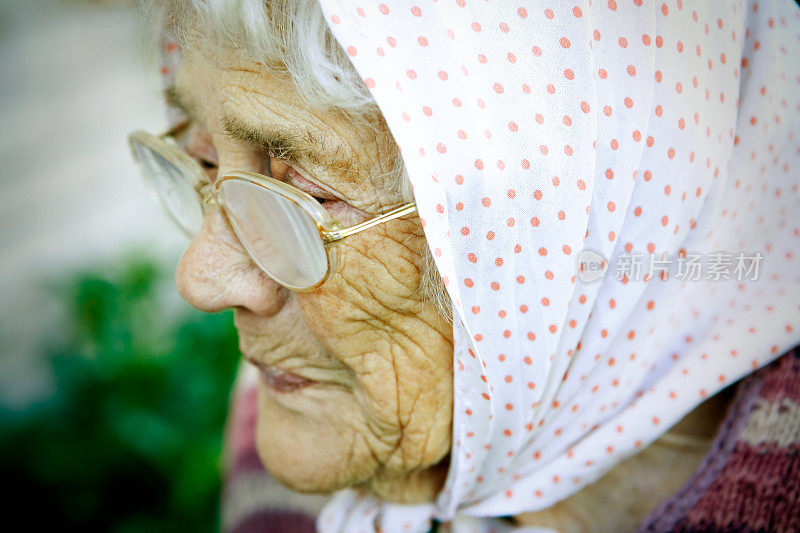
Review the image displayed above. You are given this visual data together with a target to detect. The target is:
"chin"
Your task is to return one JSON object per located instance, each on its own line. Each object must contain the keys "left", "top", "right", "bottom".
{"left": 252, "top": 382, "right": 449, "bottom": 502}
{"left": 253, "top": 379, "right": 378, "bottom": 494}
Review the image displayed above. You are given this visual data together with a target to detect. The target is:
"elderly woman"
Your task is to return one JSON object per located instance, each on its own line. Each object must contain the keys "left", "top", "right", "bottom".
{"left": 131, "top": 1, "right": 800, "bottom": 531}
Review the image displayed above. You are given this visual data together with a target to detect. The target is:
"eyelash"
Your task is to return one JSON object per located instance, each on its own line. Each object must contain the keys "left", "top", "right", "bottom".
{"left": 269, "top": 159, "right": 333, "bottom": 205}
{"left": 199, "top": 158, "right": 217, "bottom": 169}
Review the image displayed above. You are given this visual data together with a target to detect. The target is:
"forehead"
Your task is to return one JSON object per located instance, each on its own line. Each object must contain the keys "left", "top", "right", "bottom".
{"left": 168, "top": 38, "right": 403, "bottom": 210}
{"left": 173, "top": 43, "right": 365, "bottom": 178}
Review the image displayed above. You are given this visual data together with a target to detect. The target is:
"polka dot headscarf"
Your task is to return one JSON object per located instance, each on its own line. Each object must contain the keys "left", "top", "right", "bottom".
{"left": 313, "top": 1, "right": 800, "bottom": 532}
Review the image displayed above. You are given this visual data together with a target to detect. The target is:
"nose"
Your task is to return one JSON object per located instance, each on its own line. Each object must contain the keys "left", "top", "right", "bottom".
{"left": 175, "top": 205, "right": 288, "bottom": 316}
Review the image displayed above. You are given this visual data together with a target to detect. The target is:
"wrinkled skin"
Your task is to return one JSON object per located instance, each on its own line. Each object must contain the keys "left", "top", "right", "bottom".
{"left": 172, "top": 38, "right": 454, "bottom": 502}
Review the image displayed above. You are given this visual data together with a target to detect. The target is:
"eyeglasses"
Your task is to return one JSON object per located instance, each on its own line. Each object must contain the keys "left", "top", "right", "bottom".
{"left": 127, "top": 124, "right": 417, "bottom": 292}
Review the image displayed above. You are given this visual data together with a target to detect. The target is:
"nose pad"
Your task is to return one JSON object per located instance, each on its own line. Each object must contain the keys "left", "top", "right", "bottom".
{"left": 175, "top": 206, "right": 288, "bottom": 316}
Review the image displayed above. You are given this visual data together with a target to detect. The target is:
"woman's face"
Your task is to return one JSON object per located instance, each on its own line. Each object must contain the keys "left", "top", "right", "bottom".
{"left": 171, "top": 38, "right": 454, "bottom": 502}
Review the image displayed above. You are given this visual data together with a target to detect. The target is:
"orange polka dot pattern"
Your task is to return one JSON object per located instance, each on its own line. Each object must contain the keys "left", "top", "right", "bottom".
{"left": 320, "top": 2, "right": 797, "bottom": 532}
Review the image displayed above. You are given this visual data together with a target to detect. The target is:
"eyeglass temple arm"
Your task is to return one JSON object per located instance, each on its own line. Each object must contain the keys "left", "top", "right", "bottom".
{"left": 322, "top": 203, "right": 417, "bottom": 244}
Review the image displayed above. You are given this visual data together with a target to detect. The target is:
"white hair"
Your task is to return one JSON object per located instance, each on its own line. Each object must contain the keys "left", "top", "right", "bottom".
{"left": 140, "top": 0, "right": 451, "bottom": 318}
{"left": 144, "top": 0, "right": 375, "bottom": 112}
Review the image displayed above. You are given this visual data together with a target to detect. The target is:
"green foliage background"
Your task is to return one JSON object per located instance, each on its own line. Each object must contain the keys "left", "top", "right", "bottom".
{"left": 0, "top": 257, "right": 241, "bottom": 532}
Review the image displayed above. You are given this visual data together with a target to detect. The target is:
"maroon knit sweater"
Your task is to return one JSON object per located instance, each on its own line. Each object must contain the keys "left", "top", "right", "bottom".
{"left": 637, "top": 345, "right": 800, "bottom": 533}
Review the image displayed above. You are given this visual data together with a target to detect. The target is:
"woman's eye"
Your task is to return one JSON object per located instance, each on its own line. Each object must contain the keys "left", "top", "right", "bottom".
{"left": 280, "top": 164, "right": 340, "bottom": 203}
{"left": 180, "top": 122, "right": 219, "bottom": 173}
{"left": 192, "top": 154, "right": 217, "bottom": 181}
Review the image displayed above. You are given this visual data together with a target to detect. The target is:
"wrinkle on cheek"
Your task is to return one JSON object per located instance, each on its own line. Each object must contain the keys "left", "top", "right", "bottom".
{"left": 345, "top": 235, "right": 425, "bottom": 301}
{"left": 303, "top": 236, "right": 439, "bottom": 362}
{"left": 359, "top": 334, "right": 451, "bottom": 475}
{"left": 348, "top": 336, "right": 406, "bottom": 461}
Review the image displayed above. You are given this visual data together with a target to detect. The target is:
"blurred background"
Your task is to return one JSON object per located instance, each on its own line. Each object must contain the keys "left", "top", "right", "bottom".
{"left": 0, "top": 0, "right": 242, "bottom": 530}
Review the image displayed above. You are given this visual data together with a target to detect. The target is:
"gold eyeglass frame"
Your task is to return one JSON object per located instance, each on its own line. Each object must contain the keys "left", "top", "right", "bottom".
{"left": 128, "top": 123, "right": 417, "bottom": 292}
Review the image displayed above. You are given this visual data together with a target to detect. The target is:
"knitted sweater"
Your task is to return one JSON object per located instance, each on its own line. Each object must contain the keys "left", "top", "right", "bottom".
{"left": 637, "top": 345, "right": 800, "bottom": 533}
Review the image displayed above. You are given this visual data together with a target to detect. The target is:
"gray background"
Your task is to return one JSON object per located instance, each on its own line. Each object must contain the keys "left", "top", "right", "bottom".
{"left": 0, "top": 0, "right": 184, "bottom": 406}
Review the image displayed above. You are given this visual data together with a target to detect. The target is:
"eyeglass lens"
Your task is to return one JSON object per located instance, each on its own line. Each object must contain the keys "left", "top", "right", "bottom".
{"left": 131, "top": 133, "right": 330, "bottom": 290}
{"left": 217, "top": 179, "right": 329, "bottom": 290}
{"left": 130, "top": 137, "right": 204, "bottom": 237}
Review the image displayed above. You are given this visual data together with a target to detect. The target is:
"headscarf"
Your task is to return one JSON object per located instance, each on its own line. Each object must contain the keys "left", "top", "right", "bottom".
{"left": 311, "top": 1, "right": 800, "bottom": 532}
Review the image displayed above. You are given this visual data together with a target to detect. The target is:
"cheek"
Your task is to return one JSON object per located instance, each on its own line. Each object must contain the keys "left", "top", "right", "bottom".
{"left": 312, "top": 218, "right": 422, "bottom": 298}
{"left": 295, "top": 229, "right": 427, "bottom": 352}
{"left": 255, "top": 383, "right": 383, "bottom": 493}
{"left": 341, "top": 228, "right": 427, "bottom": 302}
{"left": 292, "top": 229, "right": 454, "bottom": 474}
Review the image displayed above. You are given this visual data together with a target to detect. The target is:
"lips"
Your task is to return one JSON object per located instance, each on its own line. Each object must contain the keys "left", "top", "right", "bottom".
{"left": 244, "top": 356, "right": 315, "bottom": 392}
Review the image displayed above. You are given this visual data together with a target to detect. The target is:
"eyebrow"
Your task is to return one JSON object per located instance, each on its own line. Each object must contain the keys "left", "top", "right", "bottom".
{"left": 221, "top": 108, "right": 359, "bottom": 175}
{"left": 222, "top": 111, "right": 323, "bottom": 166}
{"left": 166, "top": 85, "right": 357, "bottom": 174}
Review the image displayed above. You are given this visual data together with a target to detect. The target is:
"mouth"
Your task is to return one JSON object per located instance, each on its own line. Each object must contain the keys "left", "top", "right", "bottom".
{"left": 244, "top": 357, "right": 316, "bottom": 393}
